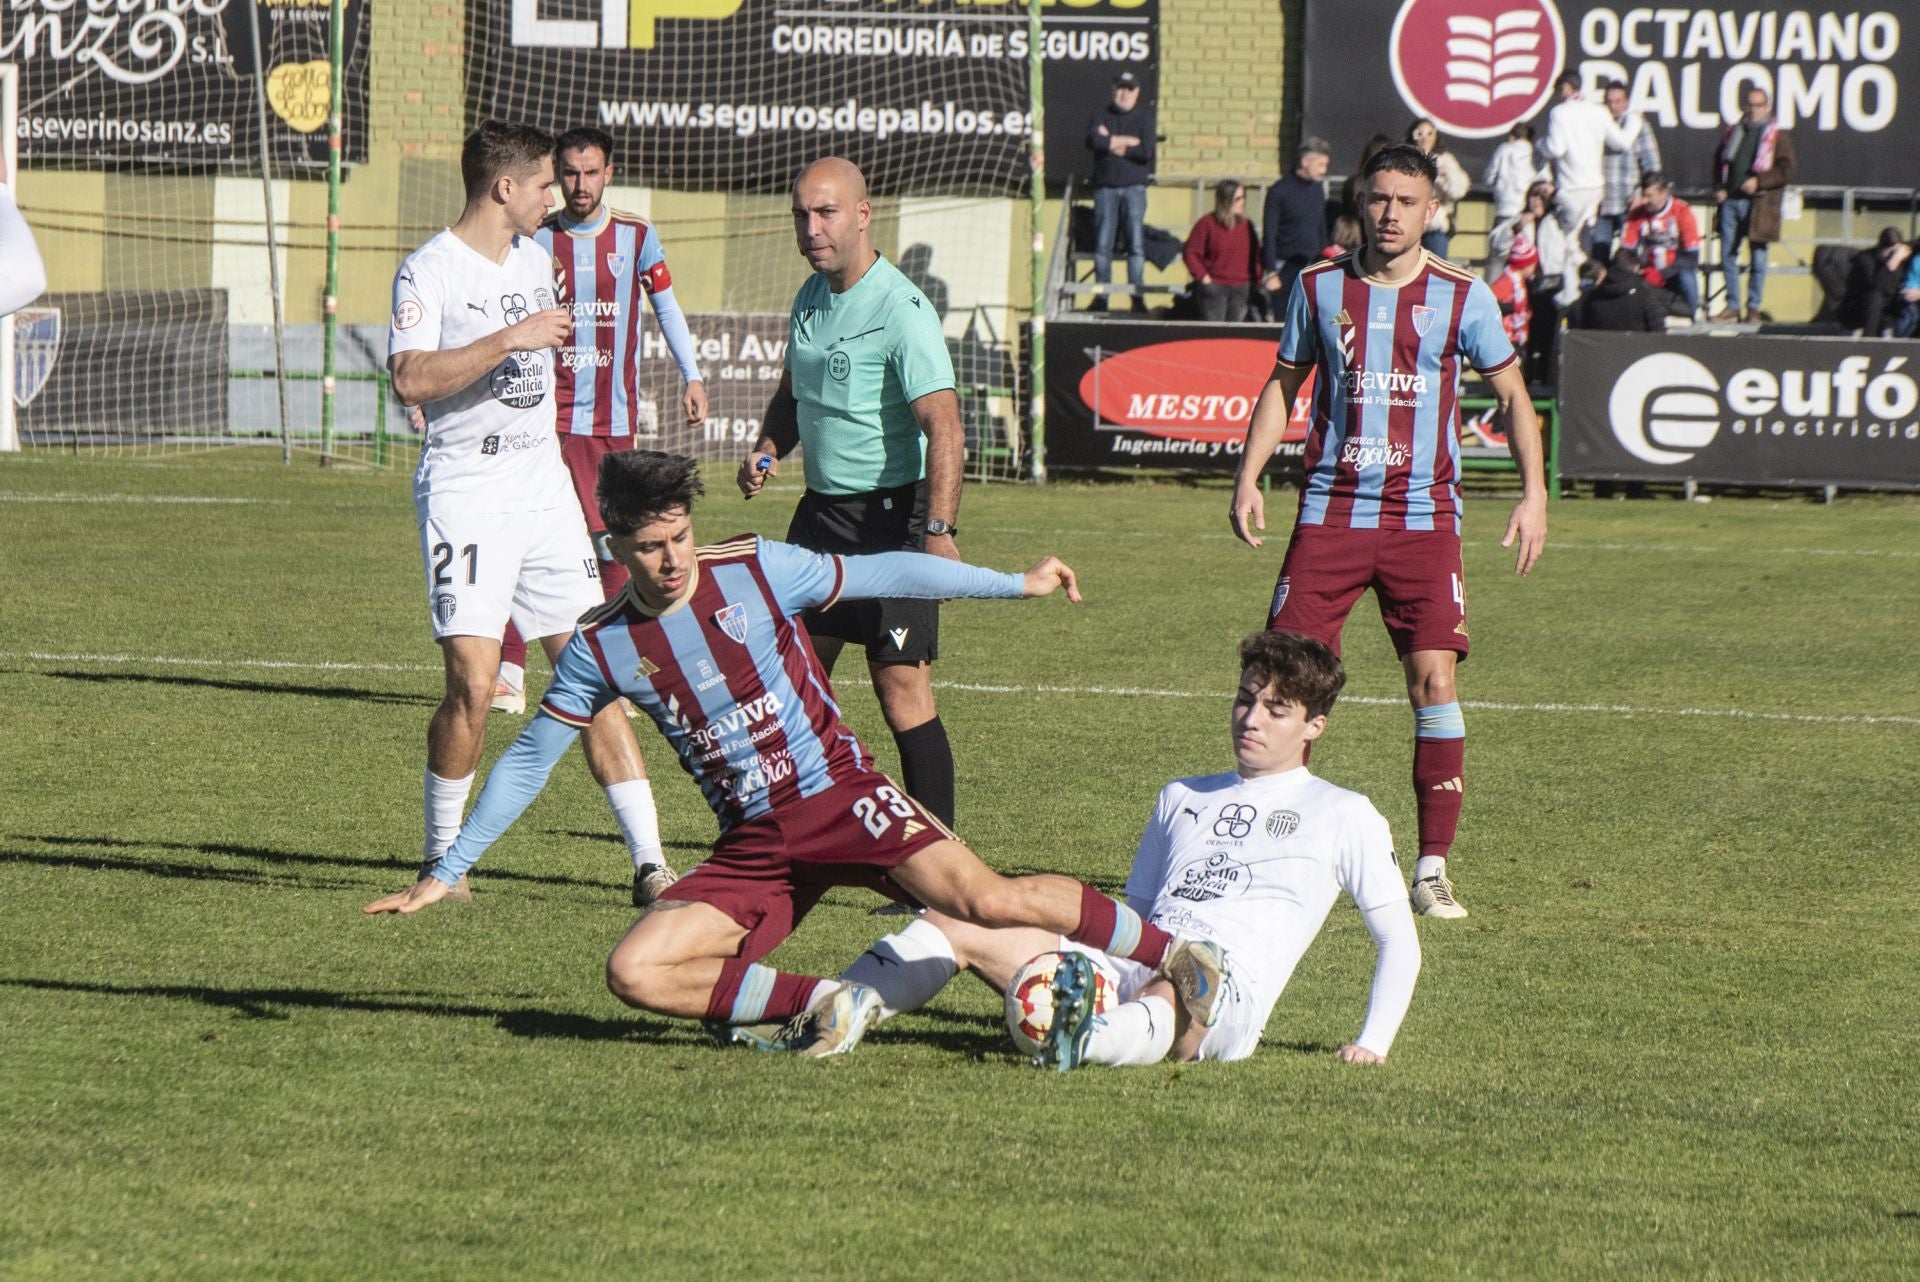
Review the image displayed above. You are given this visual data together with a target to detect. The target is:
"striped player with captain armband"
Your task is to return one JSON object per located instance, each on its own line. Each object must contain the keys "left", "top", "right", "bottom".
{"left": 367, "top": 450, "right": 1234, "bottom": 1059}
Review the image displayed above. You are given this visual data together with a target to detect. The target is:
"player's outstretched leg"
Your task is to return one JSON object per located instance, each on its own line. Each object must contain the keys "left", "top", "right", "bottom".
{"left": 1041, "top": 951, "right": 1098, "bottom": 1071}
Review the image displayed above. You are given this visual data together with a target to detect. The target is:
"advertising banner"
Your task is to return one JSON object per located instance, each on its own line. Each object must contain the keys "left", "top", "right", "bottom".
{"left": 637, "top": 312, "right": 788, "bottom": 458}
{"left": 471, "top": 0, "right": 1156, "bottom": 194}
{"left": 1558, "top": 330, "right": 1920, "bottom": 490}
{"left": 5, "top": 0, "right": 371, "bottom": 169}
{"left": 16, "top": 290, "right": 228, "bottom": 442}
{"left": 1300, "top": 0, "right": 1912, "bottom": 190}
{"left": 1045, "top": 319, "right": 1308, "bottom": 471}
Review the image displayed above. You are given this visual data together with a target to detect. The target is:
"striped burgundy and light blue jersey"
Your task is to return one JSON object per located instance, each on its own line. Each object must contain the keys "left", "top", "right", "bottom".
{"left": 424, "top": 538, "right": 1026, "bottom": 887}
{"left": 541, "top": 537, "right": 1024, "bottom": 831}
{"left": 1277, "top": 251, "right": 1517, "bottom": 533}
{"left": 535, "top": 207, "right": 702, "bottom": 439}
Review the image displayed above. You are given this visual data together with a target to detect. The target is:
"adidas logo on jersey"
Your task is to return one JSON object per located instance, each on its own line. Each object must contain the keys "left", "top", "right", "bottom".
{"left": 1430, "top": 777, "right": 1464, "bottom": 792}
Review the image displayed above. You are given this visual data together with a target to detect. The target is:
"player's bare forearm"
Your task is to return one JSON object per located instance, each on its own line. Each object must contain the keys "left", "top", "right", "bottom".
{"left": 1488, "top": 363, "right": 1548, "bottom": 575}
{"left": 1229, "top": 362, "right": 1310, "bottom": 547}
{"left": 390, "top": 308, "right": 570, "bottom": 406}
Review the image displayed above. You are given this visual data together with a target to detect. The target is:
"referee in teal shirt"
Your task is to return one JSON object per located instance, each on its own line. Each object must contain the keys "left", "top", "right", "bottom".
{"left": 739, "top": 157, "right": 966, "bottom": 829}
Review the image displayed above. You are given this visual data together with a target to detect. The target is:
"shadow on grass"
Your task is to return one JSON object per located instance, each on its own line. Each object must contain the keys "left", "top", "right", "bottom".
{"left": 997, "top": 867, "right": 1128, "bottom": 895}
{"left": 23, "top": 668, "right": 438, "bottom": 707}
{"left": 3, "top": 833, "right": 627, "bottom": 895}
{"left": 2, "top": 976, "right": 698, "bottom": 1045}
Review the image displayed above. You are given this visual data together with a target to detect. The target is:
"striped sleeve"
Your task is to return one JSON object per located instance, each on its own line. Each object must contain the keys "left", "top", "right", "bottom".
{"left": 1275, "top": 270, "right": 1319, "bottom": 369}
{"left": 536, "top": 628, "right": 619, "bottom": 727}
{"left": 1457, "top": 276, "right": 1518, "bottom": 376}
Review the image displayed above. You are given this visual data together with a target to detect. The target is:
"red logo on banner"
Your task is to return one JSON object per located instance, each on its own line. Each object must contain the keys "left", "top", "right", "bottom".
{"left": 1389, "top": 0, "right": 1564, "bottom": 139}
{"left": 1076, "top": 338, "right": 1309, "bottom": 444}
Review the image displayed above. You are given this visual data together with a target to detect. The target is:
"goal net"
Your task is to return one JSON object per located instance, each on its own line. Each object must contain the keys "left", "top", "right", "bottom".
{"left": 462, "top": 0, "right": 1041, "bottom": 479}
{"left": 1, "top": 4, "right": 379, "bottom": 463}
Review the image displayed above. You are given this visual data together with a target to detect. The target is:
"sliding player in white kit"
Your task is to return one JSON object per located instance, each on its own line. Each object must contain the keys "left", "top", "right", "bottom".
{"left": 837, "top": 630, "right": 1422, "bottom": 1068}
{"left": 387, "top": 120, "right": 668, "bottom": 902}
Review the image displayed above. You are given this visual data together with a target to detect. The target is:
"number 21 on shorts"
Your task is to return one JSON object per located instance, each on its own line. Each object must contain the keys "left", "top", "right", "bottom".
{"left": 852, "top": 784, "right": 917, "bottom": 839}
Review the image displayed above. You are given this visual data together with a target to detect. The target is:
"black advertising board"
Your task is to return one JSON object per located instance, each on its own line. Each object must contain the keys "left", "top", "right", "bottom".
{"left": 7, "top": 0, "right": 371, "bottom": 169}
{"left": 1558, "top": 331, "right": 1920, "bottom": 490}
{"left": 1045, "top": 318, "right": 1307, "bottom": 471}
{"left": 16, "top": 290, "right": 228, "bottom": 442}
{"left": 469, "top": 0, "right": 1156, "bottom": 195}
{"left": 1300, "top": 0, "right": 1913, "bottom": 191}
{"left": 636, "top": 312, "right": 789, "bottom": 458}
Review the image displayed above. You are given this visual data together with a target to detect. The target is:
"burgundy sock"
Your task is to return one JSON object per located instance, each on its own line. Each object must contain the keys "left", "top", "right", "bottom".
{"left": 1413, "top": 735, "right": 1466, "bottom": 857}
{"left": 704, "top": 959, "right": 825, "bottom": 1024}
{"left": 1068, "top": 883, "right": 1174, "bottom": 968}
{"left": 596, "top": 543, "right": 630, "bottom": 599}
{"left": 500, "top": 621, "right": 528, "bottom": 672}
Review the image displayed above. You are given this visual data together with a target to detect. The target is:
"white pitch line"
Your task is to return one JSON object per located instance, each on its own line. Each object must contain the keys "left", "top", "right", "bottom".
{"left": 6, "top": 652, "right": 1903, "bottom": 727}
{"left": 0, "top": 492, "right": 289, "bottom": 506}
{"left": 974, "top": 526, "right": 1920, "bottom": 559}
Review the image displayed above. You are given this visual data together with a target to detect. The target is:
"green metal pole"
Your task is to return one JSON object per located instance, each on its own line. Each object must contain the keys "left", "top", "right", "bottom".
{"left": 319, "top": 0, "right": 345, "bottom": 464}
{"left": 1026, "top": 0, "right": 1046, "bottom": 483}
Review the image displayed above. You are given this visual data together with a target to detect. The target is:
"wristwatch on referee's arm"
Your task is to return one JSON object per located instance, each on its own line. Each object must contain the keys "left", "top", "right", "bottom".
{"left": 924, "top": 518, "right": 957, "bottom": 538}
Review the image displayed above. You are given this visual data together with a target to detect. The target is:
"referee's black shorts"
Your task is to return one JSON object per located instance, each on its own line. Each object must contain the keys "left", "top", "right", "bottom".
{"left": 785, "top": 480, "right": 939, "bottom": 664}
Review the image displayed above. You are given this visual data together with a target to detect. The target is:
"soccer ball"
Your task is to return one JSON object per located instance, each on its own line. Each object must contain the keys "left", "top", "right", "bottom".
{"left": 1004, "top": 950, "right": 1115, "bottom": 1057}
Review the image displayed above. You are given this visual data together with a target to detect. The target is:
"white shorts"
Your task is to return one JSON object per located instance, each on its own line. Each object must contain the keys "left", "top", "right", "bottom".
{"left": 418, "top": 506, "right": 603, "bottom": 642}
{"left": 1060, "top": 937, "right": 1271, "bottom": 1064}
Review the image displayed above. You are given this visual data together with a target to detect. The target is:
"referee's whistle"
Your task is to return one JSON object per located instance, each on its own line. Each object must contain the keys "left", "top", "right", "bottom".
{"left": 756, "top": 456, "right": 773, "bottom": 472}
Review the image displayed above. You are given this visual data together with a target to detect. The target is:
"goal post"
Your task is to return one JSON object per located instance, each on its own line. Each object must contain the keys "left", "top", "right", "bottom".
{"left": 2, "top": 62, "right": 18, "bottom": 454}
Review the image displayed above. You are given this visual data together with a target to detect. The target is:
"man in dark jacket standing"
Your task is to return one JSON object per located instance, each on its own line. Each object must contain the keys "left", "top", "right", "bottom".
{"left": 1711, "top": 86, "right": 1795, "bottom": 322}
{"left": 1261, "top": 138, "right": 1332, "bottom": 309}
{"left": 1086, "top": 71, "right": 1156, "bottom": 313}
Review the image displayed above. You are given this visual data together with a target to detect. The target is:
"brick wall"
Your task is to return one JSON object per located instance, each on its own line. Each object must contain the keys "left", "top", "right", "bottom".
{"left": 1157, "top": 0, "right": 1295, "bottom": 184}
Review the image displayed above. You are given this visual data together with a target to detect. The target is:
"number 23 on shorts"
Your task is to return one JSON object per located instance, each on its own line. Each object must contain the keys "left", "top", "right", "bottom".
{"left": 852, "top": 785, "right": 917, "bottom": 839}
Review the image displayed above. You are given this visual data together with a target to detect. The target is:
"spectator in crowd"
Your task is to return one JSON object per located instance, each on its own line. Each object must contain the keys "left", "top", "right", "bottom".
{"left": 1593, "top": 81, "right": 1661, "bottom": 260}
{"left": 1836, "top": 229, "right": 1914, "bottom": 336}
{"left": 1261, "top": 138, "right": 1331, "bottom": 307}
{"left": 1185, "top": 179, "right": 1261, "bottom": 322}
{"left": 1566, "top": 248, "right": 1667, "bottom": 332}
{"left": 1712, "top": 85, "right": 1795, "bottom": 323}
{"left": 1406, "top": 118, "right": 1470, "bottom": 259}
{"left": 1489, "top": 180, "right": 1570, "bottom": 383}
{"left": 1086, "top": 70, "right": 1157, "bottom": 314}
{"left": 1621, "top": 171, "right": 1701, "bottom": 319}
{"left": 1490, "top": 241, "right": 1538, "bottom": 370}
{"left": 1483, "top": 122, "right": 1545, "bottom": 229}
{"left": 1540, "top": 73, "right": 1631, "bottom": 306}
{"left": 1897, "top": 241, "right": 1920, "bottom": 339}
{"left": 1322, "top": 214, "right": 1364, "bottom": 260}
{"left": 1340, "top": 134, "right": 1394, "bottom": 220}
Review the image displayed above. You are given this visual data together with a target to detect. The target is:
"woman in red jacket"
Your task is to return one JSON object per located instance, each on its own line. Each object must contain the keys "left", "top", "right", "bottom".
{"left": 1184, "top": 179, "right": 1261, "bottom": 322}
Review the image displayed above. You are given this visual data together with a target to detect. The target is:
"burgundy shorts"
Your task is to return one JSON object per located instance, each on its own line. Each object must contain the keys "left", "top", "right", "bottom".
{"left": 558, "top": 434, "right": 631, "bottom": 534}
{"left": 1267, "top": 524, "right": 1470, "bottom": 659}
{"left": 668, "top": 770, "right": 956, "bottom": 964}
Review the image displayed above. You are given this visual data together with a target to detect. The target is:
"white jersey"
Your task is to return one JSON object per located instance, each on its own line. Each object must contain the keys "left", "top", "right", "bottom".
{"left": 1124, "top": 765, "right": 1419, "bottom": 1055}
{"left": 389, "top": 229, "right": 575, "bottom": 519}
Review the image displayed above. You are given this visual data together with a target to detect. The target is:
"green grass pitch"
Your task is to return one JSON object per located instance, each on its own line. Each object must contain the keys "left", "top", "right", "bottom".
{"left": 2, "top": 452, "right": 1916, "bottom": 1279}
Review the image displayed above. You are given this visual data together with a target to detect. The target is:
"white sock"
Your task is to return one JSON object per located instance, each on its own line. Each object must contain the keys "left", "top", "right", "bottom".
{"left": 423, "top": 768, "right": 474, "bottom": 863}
{"left": 838, "top": 917, "right": 958, "bottom": 1021}
{"left": 1414, "top": 855, "right": 1446, "bottom": 882}
{"left": 497, "top": 660, "right": 525, "bottom": 692}
{"left": 1084, "top": 995, "right": 1178, "bottom": 1067}
{"left": 604, "top": 778, "right": 664, "bottom": 872}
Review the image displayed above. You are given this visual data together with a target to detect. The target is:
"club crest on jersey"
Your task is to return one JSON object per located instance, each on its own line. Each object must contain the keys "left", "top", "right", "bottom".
{"left": 713, "top": 603, "right": 749, "bottom": 644}
{"left": 433, "top": 593, "right": 457, "bottom": 625}
{"left": 607, "top": 253, "right": 629, "bottom": 278}
{"left": 11, "top": 307, "right": 61, "bottom": 406}
{"left": 1412, "top": 305, "right": 1437, "bottom": 336}
{"left": 1266, "top": 809, "right": 1301, "bottom": 839}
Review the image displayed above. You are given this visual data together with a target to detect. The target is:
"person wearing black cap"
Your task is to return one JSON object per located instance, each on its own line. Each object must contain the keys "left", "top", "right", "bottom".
{"left": 1086, "top": 70, "right": 1156, "bottom": 313}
